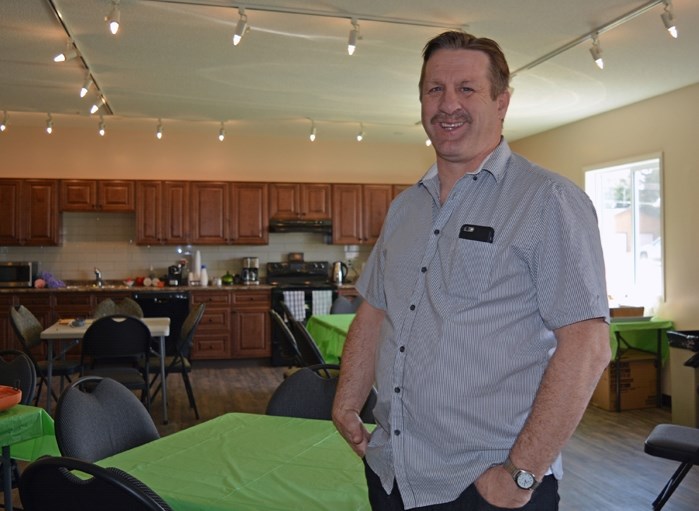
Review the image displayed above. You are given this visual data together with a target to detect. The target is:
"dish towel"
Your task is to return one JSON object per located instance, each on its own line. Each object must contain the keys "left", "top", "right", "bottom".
{"left": 282, "top": 291, "right": 306, "bottom": 321}
{"left": 312, "top": 290, "right": 333, "bottom": 316}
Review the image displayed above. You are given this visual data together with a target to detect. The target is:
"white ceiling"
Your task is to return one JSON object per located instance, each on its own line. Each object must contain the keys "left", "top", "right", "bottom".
{"left": 1, "top": 0, "right": 698, "bottom": 144}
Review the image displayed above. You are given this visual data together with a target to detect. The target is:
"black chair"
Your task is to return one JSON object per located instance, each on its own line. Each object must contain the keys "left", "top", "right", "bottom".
{"left": 0, "top": 349, "right": 37, "bottom": 492}
{"left": 54, "top": 376, "right": 160, "bottom": 462}
{"left": 80, "top": 314, "right": 153, "bottom": 411}
{"left": 270, "top": 309, "right": 304, "bottom": 368}
{"left": 9, "top": 305, "right": 81, "bottom": 406}
{"left": 19, "top": 455, "right": 173, "bottom": 511}
{"left": 142, "top": 303, "right": 205, "bottom": 419}
{"left": 289, "top": 319, "right": 327, "bottom": 369}
{"left": 330, "top": 295, "right": 361, "bottom": 314}
{"left": 644, "top": 423, "right": 699, "bottom": 510}
{"left": 266, "top": 363, "right": 376, "bottom": 423}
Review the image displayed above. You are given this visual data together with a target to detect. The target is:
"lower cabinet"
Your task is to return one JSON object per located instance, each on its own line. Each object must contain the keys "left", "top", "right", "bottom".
{"left": 231, "top": 290, "right": 271, "bottom": 358}
{"left": 191, "top": 290, "right": 231, "bottom": 359}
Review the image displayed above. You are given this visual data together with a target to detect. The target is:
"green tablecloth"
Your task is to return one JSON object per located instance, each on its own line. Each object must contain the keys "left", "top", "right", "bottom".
{"left": 0, "top": 404, "right": 59, "bottom": 461}
{"left": 306, "top": 314, "right": 355, "bottom": 364}
{"left": 98, "top": 413, "right": 369, "bottom": 511}
{"left": 609, "top": 318, "right": 674, "bottom": 362}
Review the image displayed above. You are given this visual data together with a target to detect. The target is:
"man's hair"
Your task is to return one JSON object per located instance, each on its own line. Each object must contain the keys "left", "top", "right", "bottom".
{"left": 419, "top": 31, "right": 510, "bottom": 100}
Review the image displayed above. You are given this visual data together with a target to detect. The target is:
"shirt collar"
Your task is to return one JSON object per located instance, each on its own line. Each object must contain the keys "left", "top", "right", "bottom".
{"left": 419, "top": 138, "right": 512, "bottom": 186}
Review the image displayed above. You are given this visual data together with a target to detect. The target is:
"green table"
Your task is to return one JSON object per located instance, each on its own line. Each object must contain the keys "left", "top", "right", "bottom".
{"left": 306, "top": 314, "right": 355, "bottom": 364}
{"left": 0, "top": 404, "right": 60, "bottom": 510}
{"left": 609, "top": 318, "right": 674, "bottom": 410}
{"left": 98, "top": 413, "right": 369, "bottom": 511}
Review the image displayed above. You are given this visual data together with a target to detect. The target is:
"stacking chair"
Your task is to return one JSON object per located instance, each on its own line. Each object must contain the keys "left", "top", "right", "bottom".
{"left": 117, "top": 297, "right": 144, "bottom": 318}
{"left": 80, "top": 314, "right": 153, "bottom": 411}
{"left": 0, "top": 349, "right": 37, "bottom": 491}
{"left": 19, "top": 455, "right": 173, "bottom": 511}
{"left": 266, "top": 363, "right": 376, "bottom": 423}
{"left": 289, "top": 319, "right": 327, "bottom": 369}
{"left": 270, "top": 309, "right": 304, "bottom": 368}
{"left": 142, "top": 303, "right": 205, "bottom": 419}
{"left": 644, "top": 423, "right": 699, "bottom": 510}
{"left": 93, "top": 298, "right": 118, "bottom": 319}
{"left": 54, "top": 376, "right": 160, "bottom": 462}
{"left": 9, "top": 305, "right": 81, "bottom": 406}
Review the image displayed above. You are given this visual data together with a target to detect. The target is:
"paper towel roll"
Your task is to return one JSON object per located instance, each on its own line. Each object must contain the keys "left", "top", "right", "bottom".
{"left": 193, "top": 250, "right": 201, "bottom": 280}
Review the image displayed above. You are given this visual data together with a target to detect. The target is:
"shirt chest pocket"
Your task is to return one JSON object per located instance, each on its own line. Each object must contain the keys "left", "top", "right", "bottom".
{"left": 443, "top": 237, "right": 497, "bottom": 302}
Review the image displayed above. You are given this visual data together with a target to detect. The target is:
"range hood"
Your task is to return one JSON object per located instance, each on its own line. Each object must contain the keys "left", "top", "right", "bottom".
{"left": 268, "top": 218, "right": 333, "bottom": 234}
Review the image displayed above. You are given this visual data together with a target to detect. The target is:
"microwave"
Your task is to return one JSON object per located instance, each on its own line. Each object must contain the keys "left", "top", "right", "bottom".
{"left": 0, "top": 261, "right": 39, "bottom": 288}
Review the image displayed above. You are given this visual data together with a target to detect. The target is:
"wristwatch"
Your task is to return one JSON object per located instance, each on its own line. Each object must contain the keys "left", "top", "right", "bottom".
{"left": 502, "top": 457, "right": 540, "bottom": 491}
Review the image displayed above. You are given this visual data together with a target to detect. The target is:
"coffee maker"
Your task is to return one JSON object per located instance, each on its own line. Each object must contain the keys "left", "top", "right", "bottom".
{"left": 167, "top": 264, "right": 183, "bottom": 286}
{"left": 241, "top": 257, "right": 260, "bottom": 285}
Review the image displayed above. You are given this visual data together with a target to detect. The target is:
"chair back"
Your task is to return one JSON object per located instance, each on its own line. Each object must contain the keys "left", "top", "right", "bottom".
{"left": 81, "top": 314, "right": 151, "bottom": 363}
{"left": 269, "top": 309, "right": 303, "bottom": 366}
{"left": 93, "top": 298, "right": 118, "bottom": 319}
{"left": 118, "top": 297, "right": 144, "bottom": 318}
{"left": 19, "top": 455, "right": 173, "bottom": 511}
{"left": 176, "top": 303, "right": 205, "bottom": 358}
{"left": 9, "top": 305, "right": 43, "bottom": 351}
{"left": 266, "top": 363, "right": 376, "bottom": 423}
{"left": 289, "top": 320, "right": 326, "bottom": 367}
{"left": 0, "top": 349, "right": 36, "bottom": 405}
{"left": 330, "top": 296, "right": 354, "bottom": 314}
{"left": 55, "top": 376, "right": 159, "bottom": 462}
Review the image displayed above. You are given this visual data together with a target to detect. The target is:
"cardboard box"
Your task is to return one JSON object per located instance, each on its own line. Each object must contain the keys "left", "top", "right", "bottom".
{"left": 609, "top": 306, "right": 644, "bottom": 318}
{"left": 590, "top": 349, "right": 657, "bottom": 411}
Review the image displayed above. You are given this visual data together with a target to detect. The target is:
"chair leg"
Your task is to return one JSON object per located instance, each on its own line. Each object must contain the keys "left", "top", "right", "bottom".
{"left": 652, "top": 462, "right": 692, "bottom": 511}
{"left": 181, "top": 371, "right": 199, "bottom": 419}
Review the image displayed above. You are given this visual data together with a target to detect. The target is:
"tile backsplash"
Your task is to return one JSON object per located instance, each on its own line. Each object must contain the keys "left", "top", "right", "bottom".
{"left": 1, "top": 213, "right": 370, "bottom": 283}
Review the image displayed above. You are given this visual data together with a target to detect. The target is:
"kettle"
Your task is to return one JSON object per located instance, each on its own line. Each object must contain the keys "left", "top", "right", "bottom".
{"left": 331, "top": 261, "right": 348, "bottom": 284}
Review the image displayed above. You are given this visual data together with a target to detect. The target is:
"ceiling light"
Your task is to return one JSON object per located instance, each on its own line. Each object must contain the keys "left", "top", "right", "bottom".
{"left": 156, "top": 119, "right": 163, "bottom": 140}
{"left": 218, "top": 122, "right": 226, "bottom": 142}
{"left": 309, "top": 121, "right": 316, "bottom": 142}
{"left": 80, "top": 76, "right": 92, "bottom": 98}
{"left": 46, "top": 114, "right": 53, "bottom": 135}
{"left": 661, "top": 1, "right": 678, "bottom": 38}
{"left": 90, "top": 96, "right": 106, "bottom": 114}
{"left": 425, "top": 138, "right": 432, "bottom": 147}
{"left": 53, "top": 43, "right": 77, "bottom": 63}
{"left": 0, "top": 111, "right": 7, "bottom": 132}
{"left": 98, "top": 117, "right": 106, "bottom": 137}
{"left": 348, "top": 19, "right": 360, "bottom": 56}
{"left": 106, "top": 1, "right": 121, "bottom": 35}
{"left": 589, "top": 34, "right": 604, "bottom": 70}
{"left": 356, "top": 122, "right": 365, "bottom": 142}
{"left": 233, "top": 8, "right": 248, "bottom": 46}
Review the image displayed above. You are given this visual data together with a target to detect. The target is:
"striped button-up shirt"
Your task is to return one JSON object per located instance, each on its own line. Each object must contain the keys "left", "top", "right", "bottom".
{"left": 357, "top": 139, "right": 608, "bottom": 509}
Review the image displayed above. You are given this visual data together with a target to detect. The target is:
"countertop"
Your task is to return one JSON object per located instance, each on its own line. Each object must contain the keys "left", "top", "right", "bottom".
{"left": 0, "top": 284, "right": 275, "bottom": 294}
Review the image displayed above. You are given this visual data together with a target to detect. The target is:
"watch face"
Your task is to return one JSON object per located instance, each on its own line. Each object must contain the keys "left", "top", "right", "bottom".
{"left": 516, "top": 471, "right": 535, "bottom": 489}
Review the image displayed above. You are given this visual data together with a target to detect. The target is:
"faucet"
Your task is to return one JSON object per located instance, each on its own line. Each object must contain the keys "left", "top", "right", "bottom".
{"left": 94, "top": 267, "right": 104, "bottom": 288}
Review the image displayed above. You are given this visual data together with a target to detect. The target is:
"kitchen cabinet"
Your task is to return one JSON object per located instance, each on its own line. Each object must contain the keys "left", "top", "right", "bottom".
{"left": 393, "top": 184, "right": 411, "bottom": 198}
{"left": 136, "top": 181, "right": 190, "bottom": 245}
{"left": 190, "top": 290, "right": 231, "bottom": 359}
{"left": 231, "top": 289, "right": 271, "bottom": 358}
{"left": 0, "top": 179, "right": 60, "bottom": 246}
{"left": 269, "top": 183, "right": 331, "bottom": 220}
{"left": 60, "top": 180, "right": 135, "bottom": 212}
{"left": 0, "top": 295, "right": 15, "bottom": 352}
{"left": 190, "top": 182, "right": 268, "bottom": 245}
{"left": 332, "top": 184, "right": 392, "bottom": 244}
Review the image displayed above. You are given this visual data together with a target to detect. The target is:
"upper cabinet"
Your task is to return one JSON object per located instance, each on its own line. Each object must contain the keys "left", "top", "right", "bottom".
{"left": 332, "top": 184, "right": 392, "bottom": 245}
{"left": 60, "top": 180, "right": 135, "bottom": 212}
{"left": 136, "top": 181, "right": 190, "bottom": 245}
{"left": 269, "top": 183, "right": 331, "bottom": 220}
{"left": 0, "top": 179, "right": 60, "bottom": 246}
{"left": 190, "top": 182, "right": 268, "bottom": 245}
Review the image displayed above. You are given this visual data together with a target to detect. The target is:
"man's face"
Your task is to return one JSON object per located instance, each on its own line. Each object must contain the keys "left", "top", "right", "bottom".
{"left": 420, "top": 49, "right": 510, "bottom": 169}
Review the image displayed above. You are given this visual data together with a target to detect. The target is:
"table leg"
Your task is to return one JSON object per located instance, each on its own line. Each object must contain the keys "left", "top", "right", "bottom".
{"left": 2, "top": 445, "right": 13, "bottom": 511}
{"left": 46, "top": 340, "right": 54, "bottom": 413}
{"left": 614, "top": 331, "right": 622, "bottom": 412}
{"left": 160, "top": 335, "right": 168, "bottom": 425}
{"left": 656, "top": 330, "right": 663, "bottom": 407}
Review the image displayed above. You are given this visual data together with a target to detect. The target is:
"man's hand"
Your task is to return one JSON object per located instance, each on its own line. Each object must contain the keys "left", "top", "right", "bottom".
{"left": 332, "top": 407, "right": 371, "bottom": 457}
{"left": 474, "top": 465, "right": 532, "bottom": 509}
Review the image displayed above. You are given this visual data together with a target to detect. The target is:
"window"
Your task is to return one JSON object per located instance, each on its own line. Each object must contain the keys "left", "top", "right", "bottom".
{"left": 585, "top": 155, "right": 663, "bottom": 313}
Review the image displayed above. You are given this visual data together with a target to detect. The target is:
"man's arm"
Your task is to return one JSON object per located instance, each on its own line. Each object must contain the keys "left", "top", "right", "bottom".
{"left": 332, "top": 300, "right": 385, "bottom": 457}
{"left": 476, "top": 317, "right": 611, "bottom": 507}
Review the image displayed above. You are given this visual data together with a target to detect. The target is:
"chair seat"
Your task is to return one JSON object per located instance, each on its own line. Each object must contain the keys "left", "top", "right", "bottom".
{"left": 83, "top": 367, "right": 148, "bottom": 390}
{"left": 645, "top": 424, "right": 699, "bottom": 463}
{"left": 142, "top": 355, "right": 191, "bottom": 372}
{"left": 36, "top": 359, "right": 82, "bottom": 374}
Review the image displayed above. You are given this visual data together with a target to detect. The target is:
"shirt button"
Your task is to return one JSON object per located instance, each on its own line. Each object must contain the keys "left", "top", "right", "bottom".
{"left": 434, "top": 229, "right": 440, "bottom": 235}
{"left": 409, "top": 304, "right": 415, "bottom": 311}
{"left": 473, "top": 175, "right": 478, "bottom": 181}
{"left": 394, "top": 387, "right": 400, "bottom": 393}
{"left": 399, "top": 346, "right": 405, "bottom": 352}
{"left": 421, "top": 267, "right": 427, "bottom": 273}
{"left": 394, "top": 430, "right": 401, "bottom": 436}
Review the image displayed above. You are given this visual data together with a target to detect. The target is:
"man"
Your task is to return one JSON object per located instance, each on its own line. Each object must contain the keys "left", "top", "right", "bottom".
{"left": 332, "top": 31, "right": 611, "bottom": 510}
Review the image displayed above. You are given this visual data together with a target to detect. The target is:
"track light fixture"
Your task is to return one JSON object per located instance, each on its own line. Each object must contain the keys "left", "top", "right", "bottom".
{"left": 661, "top": 0, "right": 678, "bottom": 38}
{"left": 309, "top": 121, "right": 317, "bottom": 142}
{"left": 233, "top": 8, "right": 248, "bottom": 46}
{"left": 425, "top": 138, "right": 432, "bottom": 147}
{"left": 53, "top": 42, "right": 78, "bottom": 63}
{"left": 0, "top": 111, "right": 7, "bottom": 132}
{"left": 106, "top": 0, "right": 121, "bottom": 35}
{"left": 98, "top": 117, "right": 106, "bottom": 137}
{"left": 156, "top": 119, "right": 163, "bottom": 140}
{"left": 46, "top": 114, "right": 53, "bottom": 135}
{"left": 80, "top": 76, "right": 92, "bottom": 98}
{"left": 90, "top": 96, "right": 106, "bottom": 114}
{"left": 356, "top": 122, "right": 365, "bottom": 142}
{"left": 348, "top": 19, "right": 360, "bottom": 56}
{"left": 218, "top": 122, "right": 226, "bottom": 142}
{"left": 589, "top": 34, "right": 604, "bottom": 70}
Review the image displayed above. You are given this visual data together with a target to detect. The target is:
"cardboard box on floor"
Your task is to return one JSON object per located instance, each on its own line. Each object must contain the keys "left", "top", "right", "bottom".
{"left": 590, "top": 349, "right": 657, "bottom": 411}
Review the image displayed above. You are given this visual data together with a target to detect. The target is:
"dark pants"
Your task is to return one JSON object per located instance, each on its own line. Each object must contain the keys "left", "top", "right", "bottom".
{"left": 364, "top": 460, "right": 559, "bottom": 511}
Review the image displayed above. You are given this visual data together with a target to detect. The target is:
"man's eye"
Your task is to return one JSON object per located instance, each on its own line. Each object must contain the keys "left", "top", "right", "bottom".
{"left": 427, "top": 86, "right": 442, "bottom": 94}
{"left": 460, "top": 87, "right": 474, "bottom": 93}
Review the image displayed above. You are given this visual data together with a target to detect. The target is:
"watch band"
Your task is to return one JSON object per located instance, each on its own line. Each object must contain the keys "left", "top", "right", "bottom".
{"left": 502, "top": 457, "right": 540, "bottom": 491}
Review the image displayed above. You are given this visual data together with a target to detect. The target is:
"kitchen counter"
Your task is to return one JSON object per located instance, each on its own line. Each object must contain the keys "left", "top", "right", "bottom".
{"left": 0, "top": 284, "right": 275, "bottom": 294}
